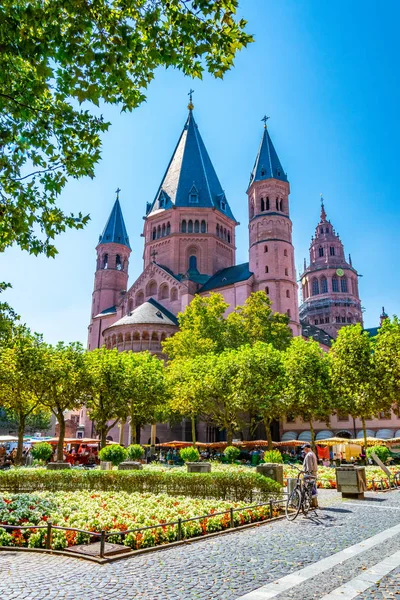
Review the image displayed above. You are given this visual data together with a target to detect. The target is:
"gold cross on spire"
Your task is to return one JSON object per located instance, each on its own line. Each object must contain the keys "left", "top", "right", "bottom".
{"left": 115, "top": 187, "right": 121, "bottom": 200}
{"left": 188, "top": 88, "right": 195, "bottom": 111}
{"left": 261, "top": 115, "right": 270, "bottom": 128}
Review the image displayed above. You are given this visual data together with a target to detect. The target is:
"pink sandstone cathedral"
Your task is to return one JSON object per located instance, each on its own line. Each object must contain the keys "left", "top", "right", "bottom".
{"left": 80, "top": 100, "right": 397, "bottom": 443}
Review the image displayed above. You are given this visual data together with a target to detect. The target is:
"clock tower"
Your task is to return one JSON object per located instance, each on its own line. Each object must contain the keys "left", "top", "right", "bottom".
{"left": 299, "top": 198, "right": 363, "bottom": 338}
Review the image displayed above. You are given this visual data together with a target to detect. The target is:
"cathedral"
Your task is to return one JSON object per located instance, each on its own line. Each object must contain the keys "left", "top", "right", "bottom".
{"left": 88, "top": 99, "right": 363, "bottom": 358}
{"left": 83, "top": 99, "right": 397, "bottom": 443}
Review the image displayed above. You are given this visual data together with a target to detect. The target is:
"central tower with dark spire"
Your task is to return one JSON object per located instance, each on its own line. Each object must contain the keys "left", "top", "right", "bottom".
{"left": 247, "top": 118, "right": 300, "bottom": 335}
{"left": 142, "top": 97, "right": 237, "bottom": 279}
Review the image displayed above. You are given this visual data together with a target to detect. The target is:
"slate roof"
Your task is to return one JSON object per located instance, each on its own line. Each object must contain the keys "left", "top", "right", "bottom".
{"left": 365, "top": 327, "right": 380, "bottom": 337}
{"left": 301, "top": 322, "right": 334, "bottom": 347}
{"left": 199, "top": 263, "right": 253, "bottom": 293}
{"left": 108, "top": 298, "right": 178, "bottom": 328}
{"left": 147, "top": 110, "right": 235, "bottom": 221}
{"left": 98, "top": 199, "right": 131, "bottom": 249}
{"left": 248, "top": 127, "right": 287, "bottom": 189}
{"left": 94, "top": 305, "right": 117, "bottom": 318}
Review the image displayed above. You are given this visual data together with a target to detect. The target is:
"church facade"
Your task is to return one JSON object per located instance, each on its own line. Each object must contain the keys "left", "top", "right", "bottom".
{"left": 82, "top": 101, "right": 398, "bottom": 443}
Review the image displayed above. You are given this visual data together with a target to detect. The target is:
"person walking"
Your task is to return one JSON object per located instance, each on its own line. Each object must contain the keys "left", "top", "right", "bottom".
{"left": 302, "top": 443, "right": 318, "bottom": 508}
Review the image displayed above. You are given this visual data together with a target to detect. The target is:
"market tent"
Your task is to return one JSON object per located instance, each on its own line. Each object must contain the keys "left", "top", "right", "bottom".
{"left": 241, "top": 440, "right": 278, "bottom": 448}
{"left": 349, "top": 437, "right": 387, "bottom": 446}
{"left": 376, "top": 429, "right": 394, "bottom": 439}
{"left": 276, "top": 440, "right": 303, "bottom": 447}
{"left": 31, "top": 437, "right": 100, "bottom": 445}
{"left": 356, "top": 430, "right": 376, "bottom": 438}
{"left": 0, "top": 435, "right": 19, "bottom": 443}
{"left": 316, "top": 437, "right": 351, "bottom": 446}
{"left": 298, "top": 431, "right": 312, "bottom": 442}
{"left": 281, "top": 431, "right": 298, "bottom": 442}
{"left": 315, "top": 430, "right": 334, "bottom": 441}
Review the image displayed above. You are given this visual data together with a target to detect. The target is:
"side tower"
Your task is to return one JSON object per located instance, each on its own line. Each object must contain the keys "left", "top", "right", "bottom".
{"left": 87, "top": 192, "right": 131, "bottom": 349}
{"left": 299, "top": 198, "right": 363, "bottom": 337}
{"left": 142, "top": 98, "right": 237, "bottom": 279}
{"left": 247, "top": 118, "right": 300, "bottom": 335}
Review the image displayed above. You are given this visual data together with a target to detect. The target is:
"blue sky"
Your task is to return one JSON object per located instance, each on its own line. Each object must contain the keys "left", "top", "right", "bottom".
{"left": 1, "top": 0, "right": 399, "bottom": 345}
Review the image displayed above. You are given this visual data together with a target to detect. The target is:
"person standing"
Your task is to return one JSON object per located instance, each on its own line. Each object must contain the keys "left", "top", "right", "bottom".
{"left": 302, "top": 443, "right": 318, "bottom": 508}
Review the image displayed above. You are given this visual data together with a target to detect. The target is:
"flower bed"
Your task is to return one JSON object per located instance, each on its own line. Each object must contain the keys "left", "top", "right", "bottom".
{"left": 283, "top": 465, "right": 400, "bottom": 490}
{"left": 0, "top": 491, "right": 283, "bottom": 551}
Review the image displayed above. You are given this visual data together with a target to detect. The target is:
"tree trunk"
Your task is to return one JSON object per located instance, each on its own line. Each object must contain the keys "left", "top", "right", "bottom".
{"left": 135, "top": 423, "right": 141, "bottom": 445}
{"left": 361, "top": 417, "right": 368, "bottom": 456}
{"left": 191, "top": 416, "right": 196, "bottom": 446}
{"left": 309, "top": 421, "right": 316, "bottom": 453}
{"left": 119, "top": 420, "right": 126, "bottom": 446}
{"left": 226, "top": 428, "right": 233, "bottom": 446}
{"left": 130, "top": 419, "right": 137, "bottom": 445}
{"left": 57, "top": 411, "right": 65, "bottom": 462}
{"left": 100, "top": 426, "right": 107, "bottom": 449}
{"left": 16, "top": 416, "right": 26, "bottom": 466}
{"left": 264, "top": 417, "right": 273, "bottom": 451}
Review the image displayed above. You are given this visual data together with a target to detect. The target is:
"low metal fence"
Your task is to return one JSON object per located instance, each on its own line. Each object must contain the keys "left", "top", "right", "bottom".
{"left": 0, "top": 497, "right": 286, "bottom": 558}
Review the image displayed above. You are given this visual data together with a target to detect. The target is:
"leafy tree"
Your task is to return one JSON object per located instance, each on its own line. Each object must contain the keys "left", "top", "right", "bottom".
{"left": 224, "top": 445, "right": 240, "bottom": 463}
{"left": 98, "top": 444, "right": 127, "bottom": 466}
{"left": 0, "top": 0, "right": 252, "bottom": 257}
{"left": 126, "top": 444, "right": 144, "bottom": 461}
{"left": 84, "top": 347, "right": 127, "bottom": 448}
{"left": 283, "top": 337, "right": 332, "bottom": 450}
{"left": 1, "top": 406, "right": 51, "bottom": 435}
{"left": 225, "top": 292, "right": 292, "bottom": 351}
{"left": 179, "top": 446, "right": 200, "bottom": 463}
{"left": 373, "top": 317, "right": 400, "bottom": 413}
{"left": 122, "top": 351, "right": 167, "bottom": 444}
{"left": 0, "top": 283, "right": 18, "bottom": 341}
{"left": 234, "top": 342, "right": 287, "bottom": 450}
{"left": 166, "top": 356, "right": 211, "bottom": 445}
{"left": 162, "top": 293, "right": 229, "bottom": 360}
{"left": 329, "top": 324, "right": 390, "bottom": 450}
{"left": 0, "top": 326, "right": 48, "bottom": 464}
{"left": 40, "top": 342, "right": 87, "bottom": 461}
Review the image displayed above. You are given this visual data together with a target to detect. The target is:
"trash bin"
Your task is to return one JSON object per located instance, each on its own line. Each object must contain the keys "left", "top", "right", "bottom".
{"left": 287, "top": 477, "right": 297, "bottom": 496}
{"left": 335, "top": 465, "right": 367, "bottom": 499}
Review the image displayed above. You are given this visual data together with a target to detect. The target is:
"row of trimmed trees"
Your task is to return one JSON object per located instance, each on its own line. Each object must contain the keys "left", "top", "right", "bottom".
{"left": 1, "top": 292, "right": 399, "bottom": 463}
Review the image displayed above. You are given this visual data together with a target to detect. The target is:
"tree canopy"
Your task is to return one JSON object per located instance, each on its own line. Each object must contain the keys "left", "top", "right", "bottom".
{"left": 0, "top": 0, "right": 252, "bottom": 257}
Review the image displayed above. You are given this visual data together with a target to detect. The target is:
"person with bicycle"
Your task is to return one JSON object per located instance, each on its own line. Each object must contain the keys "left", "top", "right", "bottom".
{"left": 302, "top": 443, "right": 318, "bottom": 508}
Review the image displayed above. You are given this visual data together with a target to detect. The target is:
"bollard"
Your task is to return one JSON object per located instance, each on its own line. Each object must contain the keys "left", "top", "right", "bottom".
{"left": 45, "top": 521, "right": 52, "bottom": 550}
{"left": 177, "top": 518, "right": 182, "bottom": 541}
{"left": 269, "top": 500, "right": 273, "bottom": 519}
{"left": 230, "top": 507, "right": 234, "bottom": 528}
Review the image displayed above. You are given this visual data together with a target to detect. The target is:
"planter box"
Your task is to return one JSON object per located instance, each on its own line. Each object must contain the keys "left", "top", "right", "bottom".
{"left": 186, "top": 462, "right": 211, "bottom": 473}
{"left": 118, "top": 461, "right": 143, "bottom": 471}
{"left": 47, "top": 461, "right": 71, "bottom": 470}
{"left": 100, "top": 461, "right": 113, "bottom": 471}
{"left": 336, "top": 465, "right": 366, "bottom": 499}
{"left": 256, "top": 463, "right": 284, "bottom": 486}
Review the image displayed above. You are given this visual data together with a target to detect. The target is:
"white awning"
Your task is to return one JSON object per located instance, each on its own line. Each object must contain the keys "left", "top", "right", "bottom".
{"left": 281, "top": 431, "right": 298, "bottom": 442}
{"left": 298, "top": 431, "right": 312, "bottom": 441}
{"left": 316, "top": 430, "right": 333, "bottom": 441}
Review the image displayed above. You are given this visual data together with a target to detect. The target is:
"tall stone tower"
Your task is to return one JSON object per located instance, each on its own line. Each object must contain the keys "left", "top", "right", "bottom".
{"left": 142, "top": 100, "right": 237, "bottom": 279}
{"left": 87, "top": 193, "right": 131, "bottom": 350}
{"left": 299, "top": 198, "right": 363, "bottom": 337}
{"left": 247, "top": 119, "right": 300, "bottom": 335}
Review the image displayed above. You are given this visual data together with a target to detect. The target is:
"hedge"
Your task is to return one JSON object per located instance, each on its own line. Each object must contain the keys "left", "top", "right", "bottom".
{"left": 0, "top": 469, "right": 281, "bottom": 502}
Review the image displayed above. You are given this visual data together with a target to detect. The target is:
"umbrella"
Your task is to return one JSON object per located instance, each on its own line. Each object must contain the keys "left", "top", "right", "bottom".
{"left": 348, "top": 437, "right": 387, "bottom": 447}
{"left": 0, "top": 435, "right": 19, "bottom": 443}
{"left": 315, "top": 437, "right": 352, "bottom": 446}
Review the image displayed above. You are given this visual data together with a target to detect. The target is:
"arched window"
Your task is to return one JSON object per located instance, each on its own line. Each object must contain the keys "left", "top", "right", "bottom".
{"left": 133, "top": 331, "right": 140, "bottom": 342}
{"left": 152, "top": 228, "right": 156, "bottom": 240}
{"left": 135, "top": 290, "right": 144, "bottom": 306}
{"left": 146, "top": 280, "right": 157, "bottom": 297}
{"left": 128, "top": 298, "right": 134, "bottom": 313}
{"left": 285, "top": 268, "right": 289, "bottom": 276}
{"left": 264, "top": 245, "right": 268, "bottom": 253}
{"left": 265, "top": 265, "right": 269, "bottom": 273}
{"left": 286, "top": 289, "right": 290, "bottom": 298}
{"left": 347, "top": 315, "right": 352, "bottom": 323}
{"left": 325, "top": 227, "right": 329, "bottom": 233}
{"left": 151, "top": 332, "right": 159, "bottom": 341}
{"left": 103, "top": 254, "right": 108, "bottom": 269}
{"left": 276, "top": 197, "right": 279, "bottom": 210}
{"left": 341, "top": 277, "right": 348, "bottom": 292}
{"left": 312, "top": 278, "right": 319, "bottom": 295}
{"left": 266, "top": 197, "right": 270, "bottom": 210}
{"left": 188, "top": 220, "right": 193, "bottom": 233}
{"left": 330, "top": 246, "right": 335, "bottom": 256}
{"left": 201, "top": 220, "right": 206, "bottom": 233}
{"left": 227, "top": 231, "right": 231, "bottom": 243}
{"left": 332, "top": 277, "right": 339, "bottom": 292}
{"left": 261, "top": 198, "right": 265, "bottom": 212}
{"left": 216, "top": 224, "right": 219, "bottom": 237}
{"left": 284, "top": 249, "right": 288, "bottom": 257}
{"left": 189, "top": 255, "right": 197, "bottom": 270}
{"left": 162, "top": 223, "right": 166, "bottom": 237}
{"left": 318, "top": 247, "right": 324, "bottom": 257}
{"left": 320, "top": 228, "right": 324, "bottom": 234}
{"left": 159, "top": 284, "right": 169, "bottom": 300}
{"left": 170, "top": 287, "right": 178, "bottom": 301}
{"left": 166, "top": 222, "right": 171, "bottom": 235}
{"left": 265, "top": 286, "right": 270, "bottom": 294}
{"left": 279, "top": 199, "right": 283, "bottom": 211}
{"left": 157, "top": 225, "right": 161, "bottom": 239}
{"left": 125, "top": 332, "right": 131, "bottom": 343}
{"left": 287, "top": 309, "right": 291, "bottom": 317}
{"left": 320, "top": 276, "right": 328, "bottom": 294}
{"left": 341, "top": 316, "right": 346, "bottom": 323}
{"left": 194, "top": 220, "right": 199, "bottom": 233}
{"left": 181, "top": 220, "right": 187, "bottom": 233}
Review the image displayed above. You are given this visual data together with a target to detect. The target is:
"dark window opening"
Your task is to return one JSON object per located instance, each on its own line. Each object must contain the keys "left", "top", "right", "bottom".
{"left": 189, "top": 255, "right": 197, "bottom": 270}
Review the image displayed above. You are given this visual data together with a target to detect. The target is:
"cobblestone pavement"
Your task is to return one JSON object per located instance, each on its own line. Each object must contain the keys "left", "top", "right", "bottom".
{"left": 1, "top": 490, "right": 400, "bottom": 600}
{"left": 355, "top": 565, "right": 400, "bottom": 599}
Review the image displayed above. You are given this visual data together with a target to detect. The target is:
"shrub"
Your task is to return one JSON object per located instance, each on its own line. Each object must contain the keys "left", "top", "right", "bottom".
{"left": 180, "top": 447, "right": 200, "bottom": 463}
{"left": 263, "top": 450, "right": 283, "bottom": 464}
{"left": 366, "top": 445, "right": 390, "bottom": 464}
{"left": 30, "top": 442, "right": 53, "bottom": 463}
{"left": 0, "top": 468, "right": 282, "bottom": 503}
{"left": 224, "top": 446, "right": 241, "bottom": 464}
{"left": 126, "top": 444, "right": 144, "bottom": 461}
{"left": 98, "top": 445, "right": 127, "bottom": 466}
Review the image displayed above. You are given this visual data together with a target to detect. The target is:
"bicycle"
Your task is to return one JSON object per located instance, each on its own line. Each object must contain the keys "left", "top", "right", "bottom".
{"left": 285, "top": 465, "right": 317, "bottom": 521}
